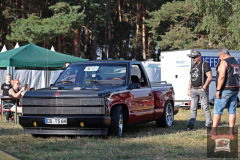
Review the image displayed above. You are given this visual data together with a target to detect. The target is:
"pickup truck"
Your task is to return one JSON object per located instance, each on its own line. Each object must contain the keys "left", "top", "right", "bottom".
{"left": 19, "top": 61, "right": 179, "bottom": 137}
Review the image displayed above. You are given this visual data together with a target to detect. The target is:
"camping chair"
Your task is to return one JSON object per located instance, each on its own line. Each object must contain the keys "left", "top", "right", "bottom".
{"left": 0, "top": 101, "right": 14, "bottom": 123}
{"left": 1, "top": 98, "right": 20, "bottom": 125}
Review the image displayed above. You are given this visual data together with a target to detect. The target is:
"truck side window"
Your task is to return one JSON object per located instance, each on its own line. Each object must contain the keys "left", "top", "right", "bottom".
{"left": 131, "top": 64, "right": 149, "bottom": 87}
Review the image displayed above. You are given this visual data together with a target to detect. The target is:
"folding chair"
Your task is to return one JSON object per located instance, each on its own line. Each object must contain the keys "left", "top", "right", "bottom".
{"left": 1, "top": 100, "right": 15, "bottom": 125}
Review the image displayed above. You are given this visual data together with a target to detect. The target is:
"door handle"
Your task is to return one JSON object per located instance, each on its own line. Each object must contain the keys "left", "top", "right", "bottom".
{"left": 148, "top": 93, "right": 152, "bottom": 96}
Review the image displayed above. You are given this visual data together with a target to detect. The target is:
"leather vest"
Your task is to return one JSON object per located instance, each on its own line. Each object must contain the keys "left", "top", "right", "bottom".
{"left": 216, "top": 57, "right": 239, "bottom": 90}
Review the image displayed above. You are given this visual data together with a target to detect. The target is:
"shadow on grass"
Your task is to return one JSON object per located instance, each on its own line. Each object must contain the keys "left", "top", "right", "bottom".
{"left": 123, "top": 120, "right": 194, "bottom": 138}
{"left": 123, "top": 119, "right": 230, "bottom": 138}
{"left": 0, "top": 127, "right": 24, "bottom": 136}
{"left": 0, "top": 119, "right": 229, "bottom": 139}
{"left": 26, "top": 120, "right": 201, "bottom": 139}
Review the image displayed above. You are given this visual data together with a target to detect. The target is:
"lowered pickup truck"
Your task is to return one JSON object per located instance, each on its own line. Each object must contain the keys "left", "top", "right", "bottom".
{"left": 20, "top": 61, "right": 179, "bottom": 136}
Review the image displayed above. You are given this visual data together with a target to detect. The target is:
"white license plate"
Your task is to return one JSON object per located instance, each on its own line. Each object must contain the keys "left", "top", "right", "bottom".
{"left": 45, "top": 118, "right": 67, "bottom": 124}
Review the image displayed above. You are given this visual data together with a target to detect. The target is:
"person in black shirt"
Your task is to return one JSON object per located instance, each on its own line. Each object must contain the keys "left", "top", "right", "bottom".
{"left": 8, "top": 79, "right": 27, "bottom": 98}
{"left": 187, "top": 50, "right": 213, "bottom": 130}
{"left": 1, "top": 74, "right": 12, "bottom": 122}
{"left": 210, "top": 48, "right": 239, "bottom": 135}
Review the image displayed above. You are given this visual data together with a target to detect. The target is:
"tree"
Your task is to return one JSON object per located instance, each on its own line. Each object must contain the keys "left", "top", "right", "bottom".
{"left": 192, "top": 0, "right": 240, "bottom": 49}
{"left": 146, "top": 0, "right": 240, "bottom": 51}
{"left": 146, "top": 0, "right": 208, "bottom": 51}
{"left": 7, "top": 2, "right": 85, "bottom": 50}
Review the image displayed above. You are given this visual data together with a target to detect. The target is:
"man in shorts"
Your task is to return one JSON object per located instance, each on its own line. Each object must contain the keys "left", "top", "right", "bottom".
{"left": 210, "top": 47, "right": 239, "bottom": 135}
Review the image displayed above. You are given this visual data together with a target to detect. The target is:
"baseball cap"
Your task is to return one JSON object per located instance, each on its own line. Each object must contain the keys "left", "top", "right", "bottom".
{"left": 187, "top": 50, "right": 201, "bottom": 58}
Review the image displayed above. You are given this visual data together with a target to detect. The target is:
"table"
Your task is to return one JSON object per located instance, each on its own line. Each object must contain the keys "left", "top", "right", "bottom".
{"left": 0, "top": 96, "right": 21, "bottom": 125}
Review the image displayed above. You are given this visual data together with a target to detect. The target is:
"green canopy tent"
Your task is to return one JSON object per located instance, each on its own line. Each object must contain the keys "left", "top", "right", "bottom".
{"left": 0, "top": 44, "right": 87, "bottom": 87}
{"left": 0, "top": 43, "right": 87, "bottom": 70}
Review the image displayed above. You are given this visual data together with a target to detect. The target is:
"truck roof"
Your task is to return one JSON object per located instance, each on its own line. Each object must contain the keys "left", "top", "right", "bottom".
{"left": 71, "top": 60, "right": 143, "bottom": 65}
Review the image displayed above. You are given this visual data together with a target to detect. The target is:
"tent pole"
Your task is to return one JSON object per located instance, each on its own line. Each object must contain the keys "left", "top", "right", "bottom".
{"left": 7, "top": 66, "right": 14, "bottom": 80}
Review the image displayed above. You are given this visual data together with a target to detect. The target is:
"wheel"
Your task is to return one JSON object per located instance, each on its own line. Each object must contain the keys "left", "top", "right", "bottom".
{"left": 108, "top": 105, "right": 124, "bottom": 137}
{"left": 156, "top": 101, "right": 174, "bottom": 127}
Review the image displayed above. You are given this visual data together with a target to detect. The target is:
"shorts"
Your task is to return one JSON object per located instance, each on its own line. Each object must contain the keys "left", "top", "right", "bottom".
{"left": 214, "top": 90, "right": 238, "bottom": 115}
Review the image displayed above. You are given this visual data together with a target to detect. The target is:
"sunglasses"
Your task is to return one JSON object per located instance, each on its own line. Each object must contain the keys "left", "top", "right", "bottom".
{"left": 16, "top": 82, "right": 20, "bottom": 85}
{"left": 192, "top": 56, "right": 199, "bottom": 59}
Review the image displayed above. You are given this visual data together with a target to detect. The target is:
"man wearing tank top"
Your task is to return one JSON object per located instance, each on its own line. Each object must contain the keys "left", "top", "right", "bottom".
{"left": 210, "top": 47, "right": 239, "bottom": 135}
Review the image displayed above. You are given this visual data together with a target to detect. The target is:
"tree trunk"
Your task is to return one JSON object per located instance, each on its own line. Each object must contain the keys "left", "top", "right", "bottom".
{"left": 123, "top": 0, "right": 130, "bottom": 59}
{"left": 84, "top": 28, "right": 89, "bottom": 59}
{"left": 21, "top": 0, "right": 26, "bottom": 18}
{"left": 107, "top": 0, "right": 112, "bottom": 58}
{"left": 135, "top": 1, "right": 140, "bottom": 59}
{"left": 118, "top": 0, "right": 122, "bottom": 22}
{"left": 74, "top": 29, "right": 80, "bottom": 57}
{"left": 103, "top": 21, "right": 108, "bottom": 60}
{"left": 147, "top": 36, "right": 151, "bottom": 59}
{"left": 62, "top": 35, "right": 67, "bottom": 54}
{"left": 29, "top": 0, "right": 34, "bottom": 14}
{"left": 92, "top": 23, "right": 97, "bottom": 60}
{"left": 0, "top": 0, "right": 3, "bottom": 46}
{"left": 142, "top": 3, "right": 146, "bottom": 60}
{"left": 84, "top": 3, "right": 90, "bottom": 59}
{"left": 58, "top": 34, "right": 61, "bottom": 53}
{"left": 118, "top": 0, "right": 124, "bottom": 59}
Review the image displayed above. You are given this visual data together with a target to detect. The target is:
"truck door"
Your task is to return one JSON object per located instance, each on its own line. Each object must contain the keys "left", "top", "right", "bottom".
{"left": 129, "top": 64, "right": 154, "bottom": 123}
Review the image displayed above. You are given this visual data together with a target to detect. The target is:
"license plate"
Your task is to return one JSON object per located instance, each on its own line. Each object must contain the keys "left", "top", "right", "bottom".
{"left": 45, "top": 118, "right": 67, "bottom": 124}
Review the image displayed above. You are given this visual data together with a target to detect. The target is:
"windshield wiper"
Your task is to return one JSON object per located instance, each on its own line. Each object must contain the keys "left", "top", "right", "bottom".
{"left": 55, "top": 81, "right": 79, "bottom": 85}
{"left": 85, "top": 80, "right": 122, "bottom": 85}
{"left": 85, "top": 80, "right": 101, "bottom": 83}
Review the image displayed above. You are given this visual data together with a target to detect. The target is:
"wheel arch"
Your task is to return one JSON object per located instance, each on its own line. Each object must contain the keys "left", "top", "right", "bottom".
{"left": 110, "top": 103, "right": 129, "bottom": 124}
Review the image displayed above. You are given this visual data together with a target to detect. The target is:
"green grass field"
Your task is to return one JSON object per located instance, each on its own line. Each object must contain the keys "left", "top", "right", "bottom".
{"left": 0, "top": 108, "right": 239, "bottom": 160}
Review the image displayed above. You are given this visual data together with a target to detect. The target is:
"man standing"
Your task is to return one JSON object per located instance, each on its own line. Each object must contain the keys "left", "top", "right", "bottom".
{"left": 187, "top": 50, "right": 213, "bottom": 130}
{"left": 1, "top": 74, "right": 12, "bottom": 122}
{"left": 210, "top": 48, "right": 239, "bottom": 135}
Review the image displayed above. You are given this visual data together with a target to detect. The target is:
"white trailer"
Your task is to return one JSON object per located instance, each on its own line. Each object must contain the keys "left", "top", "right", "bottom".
{"left": 161, "top": 49, "right": 240, "bottom": 107}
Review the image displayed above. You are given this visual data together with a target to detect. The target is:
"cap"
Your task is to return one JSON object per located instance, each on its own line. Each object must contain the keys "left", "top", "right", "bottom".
{"left": 187, "top": 50, "right": 201, "bottom": 58}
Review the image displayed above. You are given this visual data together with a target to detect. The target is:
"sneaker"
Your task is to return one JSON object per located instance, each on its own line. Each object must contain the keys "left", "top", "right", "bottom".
{"left": 186, "top": 123, "right": 194, "bottom": 131}
{"left": 6, "top": 120, "right": 9, "bottom": 123}
{"left": 9, "top": 118, "right": 13, "bottom": 122}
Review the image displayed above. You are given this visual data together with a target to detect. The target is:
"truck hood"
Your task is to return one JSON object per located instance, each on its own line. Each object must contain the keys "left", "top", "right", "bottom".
{"left": 23, "top": 85, "right": 128, "bottom": 98}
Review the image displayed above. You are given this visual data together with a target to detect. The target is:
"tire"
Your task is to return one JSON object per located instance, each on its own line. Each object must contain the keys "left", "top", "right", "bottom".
{"left": 108, "top": 105, "right": 124, "bottom": 137}
{"left": 156, "top": 101, "right": 174, "bottom": 127}
{"left": 31, "top": 134, "right": 45, "bottom": 138}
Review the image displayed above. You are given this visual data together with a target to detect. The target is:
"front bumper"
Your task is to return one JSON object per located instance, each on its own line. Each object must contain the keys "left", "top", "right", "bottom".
{"left": 19, "top": 115, "right": 111, "bottom": 135}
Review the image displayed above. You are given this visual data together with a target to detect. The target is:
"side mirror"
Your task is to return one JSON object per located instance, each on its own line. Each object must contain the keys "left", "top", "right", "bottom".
{"left": 129, "top": 83, "right": 141, "bottom": 89}
{"left": 50, "top": 84, "right": 55, "bottom": 87}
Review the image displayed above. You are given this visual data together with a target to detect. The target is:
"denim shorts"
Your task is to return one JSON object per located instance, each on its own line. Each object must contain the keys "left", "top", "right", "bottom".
{"left": 214, "top": 90, "right": 238, "bottom": 115}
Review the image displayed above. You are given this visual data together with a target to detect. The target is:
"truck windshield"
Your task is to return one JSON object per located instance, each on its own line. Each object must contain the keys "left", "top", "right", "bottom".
{"left": 55, "top": 63, "right": 127, "bottom": 86}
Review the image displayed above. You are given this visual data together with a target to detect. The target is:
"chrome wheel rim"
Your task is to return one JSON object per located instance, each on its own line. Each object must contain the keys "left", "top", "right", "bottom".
{"left": 166, "top": 103, "right": 173, "bottom": 126}
{"left": 118, "top": 112, "right": 123, "bottom": 136}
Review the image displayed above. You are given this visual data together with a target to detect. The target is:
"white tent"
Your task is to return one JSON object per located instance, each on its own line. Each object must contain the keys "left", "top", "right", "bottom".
{"left": 51, "top": 46, "right": 55, "bottom": 52}
{"left": 1, "top": 45, "right": 7, "bottom": 53}
{"left": 14, "top": 42, "right": 20, "bottom": 49}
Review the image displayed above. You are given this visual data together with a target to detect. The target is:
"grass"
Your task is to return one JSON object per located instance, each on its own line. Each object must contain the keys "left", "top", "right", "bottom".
{"left": 0, "top": 108, "right": 239, "bottom": 160}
